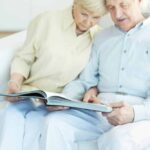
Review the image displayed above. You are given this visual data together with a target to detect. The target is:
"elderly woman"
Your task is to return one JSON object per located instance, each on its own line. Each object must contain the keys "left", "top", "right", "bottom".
{"left": 0, "top": 0, "right": 106, "bottom": 150}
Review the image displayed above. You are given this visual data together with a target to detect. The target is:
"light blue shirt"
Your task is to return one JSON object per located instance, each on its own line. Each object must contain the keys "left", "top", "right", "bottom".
{"left": 63, "top": 17, "right": 150, "bottom": 122}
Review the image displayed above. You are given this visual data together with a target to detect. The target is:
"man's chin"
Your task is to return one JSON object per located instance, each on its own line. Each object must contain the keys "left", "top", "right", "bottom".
{"left": 117, "top": 22, "right": 132, "bottom": 31}
{"left": 118, "top": 25, "right": 131, "bottom": 31}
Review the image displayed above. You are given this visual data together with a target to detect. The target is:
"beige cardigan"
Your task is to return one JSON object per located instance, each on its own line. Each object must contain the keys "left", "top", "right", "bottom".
{"left": 11, "top": 7, "right": 101, "bottom": 92}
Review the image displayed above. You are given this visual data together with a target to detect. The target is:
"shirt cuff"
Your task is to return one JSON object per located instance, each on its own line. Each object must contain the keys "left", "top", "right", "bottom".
{"left": 133, "top": 104, "right": 146, "bottom": 122}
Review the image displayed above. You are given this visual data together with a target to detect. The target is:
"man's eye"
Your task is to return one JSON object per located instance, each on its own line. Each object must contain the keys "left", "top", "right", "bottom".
{"left": 107, "top": 6, "right": 114, "bottom": 11}
{"left": 93, "top": 17, "right": 100, "bottom": 19}
{"left": 121, "top": 3, "right": 129, "bottom": 9}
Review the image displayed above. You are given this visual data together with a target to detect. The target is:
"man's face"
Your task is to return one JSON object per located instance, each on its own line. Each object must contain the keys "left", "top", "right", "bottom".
{"left": 73, "top": 5, "right": 101, "bottom": 33}
{"left": 106, "top": 0, "right": 143, "bottom": 31}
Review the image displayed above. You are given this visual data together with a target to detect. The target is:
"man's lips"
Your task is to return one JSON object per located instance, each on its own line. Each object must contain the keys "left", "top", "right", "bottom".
{"left": 117, "top": 18, "right": 128, "bottom": 23}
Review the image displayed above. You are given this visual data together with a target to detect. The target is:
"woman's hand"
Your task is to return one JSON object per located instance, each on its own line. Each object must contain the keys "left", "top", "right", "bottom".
{"left": 5, "top": 81, "right": 21, "bottom": 102}
{"left": 46, "top": 106, "right": 69, "bottom": 111}
{"left": 7, "top": 80, "right": 21, "bottom": 94}
{"left": 5, "top": 73, "right": 24, "bottom": 102}
{"left": 83, "top": 87, "right": 101, "bottom": 103}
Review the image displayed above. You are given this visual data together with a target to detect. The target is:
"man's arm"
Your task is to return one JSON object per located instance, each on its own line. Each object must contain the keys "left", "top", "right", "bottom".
{"left": 63, "top": 42, "right": 100, "bottom": 100}
{"left": 133, "top": 90, "right": 150, "bottom": 122}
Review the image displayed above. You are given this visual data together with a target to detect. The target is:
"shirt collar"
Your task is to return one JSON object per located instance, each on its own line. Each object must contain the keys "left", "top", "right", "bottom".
{"left": 140, "top": 16, "right": 150, "bottom": 28}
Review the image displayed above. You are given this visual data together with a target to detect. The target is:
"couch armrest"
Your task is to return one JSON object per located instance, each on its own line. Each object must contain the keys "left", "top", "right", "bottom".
{"left": 0, "top": 31, "right": 26, "bottom": 92}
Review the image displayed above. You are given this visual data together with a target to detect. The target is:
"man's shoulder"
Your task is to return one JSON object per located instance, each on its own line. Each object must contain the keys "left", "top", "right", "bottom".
{"left": 94, "top": 26, "right": 115, "bottom": 43}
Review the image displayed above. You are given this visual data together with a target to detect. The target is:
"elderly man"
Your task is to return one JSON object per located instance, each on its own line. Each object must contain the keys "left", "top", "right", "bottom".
{"left": 43, "top": 0, "right": 150, "bottom": 149}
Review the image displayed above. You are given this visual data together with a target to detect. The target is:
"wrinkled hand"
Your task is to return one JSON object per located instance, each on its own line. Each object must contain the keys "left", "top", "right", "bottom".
{"left": 83, "top": 95, "right": 101, "bottom": 103}
{"left": 103, "top": 101, "right": 134, "bottom": 126}
{"left": 47, "top": 106, "right": 69, "bottom": 111}
{"left": 5, "top": 81, "right": 21, "bottom": 102}
{"left": 83, "top": 87, "right": 101, "bottom": 103}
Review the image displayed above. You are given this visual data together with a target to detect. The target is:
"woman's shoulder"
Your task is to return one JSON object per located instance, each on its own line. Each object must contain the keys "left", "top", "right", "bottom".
{"left": 32, "top": 6, "right": 72, "bottom": 23}
{"left": 27, "top": 6, "right": 72, "bottom": 33}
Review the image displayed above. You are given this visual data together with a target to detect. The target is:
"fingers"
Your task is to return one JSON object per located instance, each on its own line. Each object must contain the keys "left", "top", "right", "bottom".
{"left": 83, "top": 95, "right": 101, "bottom": 103}
{"left": 5, "top": 96, "right": 20, "bottom": 102}
{"left": 47, "top": 106, "right": 69, "bottom": 111}
{"left": 83, "top": 94, "right": 92, "bottom": 102}
{"left": 109, "top": 101, "right": 127, "bottom": 108}
{"left": 102, "top": 103, "right": 133, "bottom": 125}
{"left": 7, "top": 80, "right": 21, "bottom": 94}
{"left": 4, "top": 89, "right": 20, "bottom": 102}
{"left": 89, "top": 96, "right": 101, "bottom": 103}
{"left": 83, "top": 87, "right": 98, "bottom": 103}
{"left": 5, "top": 82, "right": 21, "bottom": 102}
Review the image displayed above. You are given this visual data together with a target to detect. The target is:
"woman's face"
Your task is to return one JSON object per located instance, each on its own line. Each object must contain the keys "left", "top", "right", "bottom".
{"left": 73, "top": 4, "right": 101, "bottom": 33}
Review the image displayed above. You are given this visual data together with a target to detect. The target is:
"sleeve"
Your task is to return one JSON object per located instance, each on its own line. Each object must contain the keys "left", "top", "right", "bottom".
{"left": 10, "top": 16, "right": 41, "bottom": 79}
{"left": 133, "top": 88, "right": 150, "bottom": 122}
{"left": 62, "top": 41, "right": 100, "bottom": 100}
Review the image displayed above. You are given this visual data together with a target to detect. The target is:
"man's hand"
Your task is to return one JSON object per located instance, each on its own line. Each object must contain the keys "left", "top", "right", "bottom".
{"left": 83, "top": 87, "right": 100, "bottom": 103}
{"left": 84, "top": 95, "right": 101, "bottom": 103}
{"left": 47, "top": 106, "right": 69, "bottom": 111}
{"left": 103, "top": 101, "right": 134, "bottom": 126}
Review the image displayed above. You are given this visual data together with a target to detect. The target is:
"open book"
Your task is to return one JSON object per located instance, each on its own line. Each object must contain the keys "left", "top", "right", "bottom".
{"left": 0, "top": 90, "right": 112, "bottom": 112}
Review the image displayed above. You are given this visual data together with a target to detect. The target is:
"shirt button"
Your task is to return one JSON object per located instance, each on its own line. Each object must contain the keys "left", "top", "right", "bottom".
{"left": 124, "top": 50, "right": 127, "bottom": 53}
{"left": 121, "top": 67, "right": 125, "bottom": 71}
{"left": 119, "top": 85, "right": 122, "bottom": 88}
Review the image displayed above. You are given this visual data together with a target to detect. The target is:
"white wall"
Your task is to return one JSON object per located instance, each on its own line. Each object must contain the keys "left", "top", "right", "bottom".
{"left": 0, "top": 0, "right": 73, "bottom": 31}
{"left": 0, "top": 0, "right": 149, "bottom": 31}
{"left": 0, "top": 0, "right": 31, "bottom": 31}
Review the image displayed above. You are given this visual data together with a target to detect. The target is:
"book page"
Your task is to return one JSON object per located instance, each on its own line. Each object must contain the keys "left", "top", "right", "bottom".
{"left": 45, "top": 91, "right": 79, "bottom": 102}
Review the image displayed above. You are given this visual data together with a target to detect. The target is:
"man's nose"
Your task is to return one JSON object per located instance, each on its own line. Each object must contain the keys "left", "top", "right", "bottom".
{"left": 115, "top": 7, "right": 123, "bottom": 19}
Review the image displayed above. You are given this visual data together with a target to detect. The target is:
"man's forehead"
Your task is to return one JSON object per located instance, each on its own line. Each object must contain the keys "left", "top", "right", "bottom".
{"left": 106, "top": 0, "right": 131, "bottom": 5}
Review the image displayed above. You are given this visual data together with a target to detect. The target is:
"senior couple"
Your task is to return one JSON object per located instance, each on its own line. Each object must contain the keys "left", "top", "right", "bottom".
{"left": 0, "top": 0, "right": 150, "bottom": 150}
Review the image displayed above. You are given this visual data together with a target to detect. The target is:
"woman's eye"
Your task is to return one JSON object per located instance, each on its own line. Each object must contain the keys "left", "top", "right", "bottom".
{"left": 81, "top": 13, "right": 88, "bottom": 17}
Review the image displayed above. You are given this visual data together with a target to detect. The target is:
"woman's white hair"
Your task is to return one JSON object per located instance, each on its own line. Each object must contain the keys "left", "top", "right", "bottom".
{"left": 74, "top": 0, "right": 107, "bottom": 16}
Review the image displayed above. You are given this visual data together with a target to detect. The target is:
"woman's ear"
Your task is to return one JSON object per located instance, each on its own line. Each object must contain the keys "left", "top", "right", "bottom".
{"left": 72, "top": 4, "right": 76, "bottom": 19}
